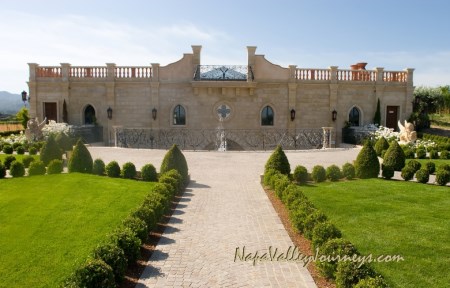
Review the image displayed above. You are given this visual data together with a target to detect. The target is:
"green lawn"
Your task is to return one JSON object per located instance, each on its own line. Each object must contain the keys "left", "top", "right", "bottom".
{"left": 405, "top": 158, "right": 450, "bottom": 171}
{"left": 0, "top": 153, "right": 39, "bottom": 163}
{"left": 301, "top": 179, "right": 449, "bottom": 288}
{"left": 0, "top": 173, "right": 155, "bottom": 287}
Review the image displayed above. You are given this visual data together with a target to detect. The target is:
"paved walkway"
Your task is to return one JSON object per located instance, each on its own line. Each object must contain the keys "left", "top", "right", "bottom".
{"left": 88, "top": 147, "right": 361, "bottom": 287}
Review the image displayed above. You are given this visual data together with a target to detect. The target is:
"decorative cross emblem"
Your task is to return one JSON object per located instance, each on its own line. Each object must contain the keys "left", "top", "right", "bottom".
{"left": 217, "top": 104, "right": 231, "bottom": 119}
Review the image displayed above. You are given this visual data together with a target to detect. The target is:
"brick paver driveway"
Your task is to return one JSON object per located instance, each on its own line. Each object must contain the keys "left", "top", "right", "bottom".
{"left": 88, "top": 147, "right": 360, "bottom": 287}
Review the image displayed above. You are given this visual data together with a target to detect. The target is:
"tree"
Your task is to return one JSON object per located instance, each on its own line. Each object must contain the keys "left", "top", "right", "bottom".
{"left": 264, "top": 145, "right": 291, "bottom": 175}
{"left": 373, "top": 98, "right": 381, "bottom": 126}
{"left": 16, "top": 107, "right": 29, "bottom": 130}
{"left": 160, "top": 144, "right": 189, "bottom": 185}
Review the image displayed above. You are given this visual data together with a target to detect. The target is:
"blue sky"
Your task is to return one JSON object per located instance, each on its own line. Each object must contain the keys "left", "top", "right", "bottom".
{"left": 1, "top": 0, "right": 449, "bottom": 93}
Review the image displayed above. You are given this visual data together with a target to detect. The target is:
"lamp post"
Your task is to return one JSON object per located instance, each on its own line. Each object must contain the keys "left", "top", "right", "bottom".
{"left": 152, "top": 108, "right": 157, "bottom": 120}
{"left": 21, "top": 91, "right": 29, "bottom": 106}
{"left": 332, "top": 109, "right": 337, "bottom": 122}
{"left": 290, "top": 109, "right": 296, "bottom": 121}
{"left": 107, "top": 107, "right": 113, "bottom": 120}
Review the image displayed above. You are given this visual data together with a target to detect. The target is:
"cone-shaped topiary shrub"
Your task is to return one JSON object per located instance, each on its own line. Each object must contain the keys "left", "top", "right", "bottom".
{"left": 92, "top": 158, "right": 106, "bottom": 176}
{"left": 326, "top": 165, "right": 342, "bottom": 182}
{"left": 40, "top": 135, "right": 63, "bottom": 166}
{"left": 141, "top": 164, "right": 157, "bottom": 182}
{"left": 383, "top": 140, "right": 405, "bottom": 171}
{"left": 293, "top": 165, "right": 308, "bottom": 184}
{"left": 121, "top": 162, "right": 136, "bottom": 179}
{"left": 264, "top": 145, "right": 290, "bottom": 176}
{"left": 160, "top": 144, "right": 189, "bottom": 186}
{"left": 47, "top": 159, "right": 63, "bottom": 174}
{"left": 342, "top": 163, "right": 355, "bottom": 180}
{"left": 415, "top": 169, "right": 429, "bottom": 184}
{"left": 106, "top": 161, "right": 121, "bottom": 178}
{"left": 311, "top": 165, "right": 326, "bottom": 183}
{"left": 10, "top": 161, "right": 25, "bottom": 177}
{"left": 55, "top": 132, "right": 73, "bottom": 151}
{"left": 28, "top": 161, "right": 46, "bottom": 176}
{"left": 355, "top": 141, "right": 380, "bottom": 179}
{"left": 68, "top": 139, "right": 93, "bottom": 173}
{"left": 374, "top": 137, "right": 389, "bottom": 156}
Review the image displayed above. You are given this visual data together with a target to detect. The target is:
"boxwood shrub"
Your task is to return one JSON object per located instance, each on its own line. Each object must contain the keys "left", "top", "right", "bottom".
{"left": 158, "top": 174, "right": 180, "bottom": 196}
{"left": 109, "top": 228, "right": 141, "bottom": 263}
{"left": 274, "top": 174, "right": 290, "bottom": 199}
{"left": 92, "top": 158, "right": 106, "bottom": 176}
{"left": 435, "top": 169, "right": 450, "bottom": 186}
{"left": 131, "top": 205, "right": 157, "bottom": 232}
{"left": 403, "top": 148, "right": 415, "bottom": 159}
{"left": 93, "top": 243, "right": 127, "bottom": 284}
{"left": 316, "top": 238, "right": 359, "bottom": 279}
{"left": 10, "top": 161, "right": 25, "bottom": 177}
{"left": 264, "top": 145, "right": 290, "bottom": 176}
{"left": 15, "top": 145, "right": 25, "bottom": 155}
{"left": 289, "top": 202, "right": 316, "bottom": 234}
{"left": 407, "top": 160, "right": 421, "bottom": 173}
{"left": 4, "top": 155, "right": 16, "bottom": 170}
{"left": 342, "top": 163, "right": 355, "bottom": 180}
{"left": 382, "top": 141, "right": 405, "bottom": 171}
{"left": 401, "top": 166, "right": 415, "bottom": 181}
{"left": 440, "top": 150, "right": 450, "bottom": 159}
{"left": 326, "top": 165, "right": 342, "bottom": 182}
{"left": 28, "top": 161, "right": 47, "bottom": 176}
{"left": 68, "top": 258, "right": 115, "bottom": 288}
{"left": 122, "top": 216, "right": 149, "bottom": 243}
{"left": 263, "top": 168, "right": 279, "bottom": 187}
{"left": 121, "top": 162, "right": 137, "bottom": 179}
{"left": 2, "top": 144, "right": 13, "bottom": 154}
{"left": 40, "top": 135, "right": 63, "bottom": 166}
{"left": 281, "top": 184, "right": 306, "bottom": 207}
{"left": 293, "top": 165, "right": 308, "bottom": 184}
{"left": 415, "top": 169, "right": 429, "bottom": 184}
{"left": 28, "top": 146, "right": 38, "bottom": 155}
{"left": 429, "top": 149, "right": 439, "bottom": 159}
{"left": 311, "top": 165, "right": 326, "bottom": 183}
{"left": 106, "top": 161, "right": 121, "bottom": 178}
{"left": 381, "top": 164, "right": 394, "bottom": 180}
{"left": 416, "top": 148, "right": 427, "bottom": 159}
{"left": 68, "top": 139, "right": 93, "bottom": 173}
{"left": 161, "top": 169, "right": 183, "bottom": 191}
{"left": 311, "top": 221, "right": 342, "bottom": 250}
{"left": 355, "top": 141, "right": 380, "bottom": 178}
{"left": 374, "top": 137, "right": 389, "bottom": 156}
{"left": 335, "top": 261, "right": 376, "bottom": 288}
{"left": 141, "top": 163, "right": 157, "bottom": 182}
{"left": 22, "top": 155, "right": 35, "bottom": 168}
{"left": 425, "top": 161, "right": 436, "bottom": 174}
{"left": 354, "top": 276, "right": 389, "bottom": 288}
{"left": 304, "top": 210, "right": 327, "bottom": 239}
{"left": 47, "top": 159, "right": 63, "bottom": 174}
{"left": 160, "top": 144, "right": 189, "bottom": 186}
{"left": 0, "top": 162, "right": 6, "bottom": 179}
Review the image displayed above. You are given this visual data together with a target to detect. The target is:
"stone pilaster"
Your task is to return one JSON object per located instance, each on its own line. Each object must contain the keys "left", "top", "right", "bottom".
{"left": 151, "top": 63, "right": 160, "bottom": 82}
{"left": 27, "top": 63, "right": 39, "bottom": 118}
{"left": 151, "top": 82, "right": 160, "bottom": 129}
{"left": 329, "top": 66, "right": 338, "bottom": 84}
{"left": 191, "top": 45, "right": 202, "bottom": 66}
{"left": 247, "top": 46, "right": 257, "bottom": 67}
{"left": 288, "top": 83, "right": 297, "bottom": 129}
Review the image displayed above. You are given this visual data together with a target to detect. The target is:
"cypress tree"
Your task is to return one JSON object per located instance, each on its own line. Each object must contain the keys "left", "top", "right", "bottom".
{"left": 264, "top": 145, "right": 291, "bottom": 175}
{"left": 355, "top": 140, "right": 380, "bottom": 178}
{"left": 383, "top": 140, "right": 406, "bottom": 171}
{"left": 373, "top": 98, "right": 381, "bottom": 126}
{"left": 68, "top": 139, "right": 93, "bottom": 173}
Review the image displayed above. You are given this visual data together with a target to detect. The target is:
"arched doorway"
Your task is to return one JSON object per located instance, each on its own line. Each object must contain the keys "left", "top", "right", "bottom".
{"left": 84, "top": 105, "right": 96, "bottom": 125}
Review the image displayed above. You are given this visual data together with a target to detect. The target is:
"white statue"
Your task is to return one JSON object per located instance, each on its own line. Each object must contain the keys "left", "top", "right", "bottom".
{"left": 398, "top": 120, "right": 417, "bottom": 144}
{"left": 25, "top": 117, "right": 47, "bottom": 141}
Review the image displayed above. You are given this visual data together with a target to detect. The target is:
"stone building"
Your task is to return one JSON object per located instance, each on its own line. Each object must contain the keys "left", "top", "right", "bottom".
{"left": 27, "top": 45, "right": 414, "bottom": 150}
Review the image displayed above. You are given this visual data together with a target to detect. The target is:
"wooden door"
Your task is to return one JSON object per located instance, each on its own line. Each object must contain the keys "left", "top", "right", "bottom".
{"left": 44, "top": 102, "right": 57, "bottom": 123}
{"left": 386, "top": 106, "right": 398, "bottom": 130}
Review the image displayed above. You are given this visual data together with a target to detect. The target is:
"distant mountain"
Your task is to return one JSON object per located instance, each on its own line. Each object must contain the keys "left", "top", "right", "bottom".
{"left": 0, "top": 91, "right": 23, "bottom": 115}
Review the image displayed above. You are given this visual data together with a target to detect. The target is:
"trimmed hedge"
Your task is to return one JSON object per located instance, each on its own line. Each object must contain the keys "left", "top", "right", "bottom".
{"left": 2, "top": 144, "right": 13, "bottom": 154}
{"left": 274, "top": 174, "right": 290, "bottom": 199}
{"left": 16, "top": 146, "right": 25, "bottom": 155}
{"left": 435, "top": 169, "right": 450, "bottom": 186}
{"left": 9, "top": 161, "right": 25, "bottom": 177}
{"left": 264, "top": 145, "right": 290, "bottom": 175}
{"left": 92, "top": 159, "right": 106, "bottom": 176}
{"left": 106, "top": 161, "right": 121, "bottom": 178}
{"left": 407, "top": 160, "right": 421, "bottom": 173}
{"left": 317, "top": 238, "right": 359, "bottom": 279}
{"left": 311, "top": 165, "right": 326, "bottom": 183}
{"left": 440, "top": 150, "right": 450, "bottom": 159}
{"left": 0, "top": 162, "right": 6, "bottom": 179}
{"left": 4, "top": 155, "right": 16, "bottom": 169}
{"left": 335, "top": 261, "right": 376, "bottom": 288}
{"left": 342, "top": 163, "right": 355, "bottom": 180}
{"left": 131, "top": 205, "right": 157, "bottom": 232}
{"left": 425, "top": 162, "right": 436, "bottom": 174}
{"left": 293, "top": 165, "right": 308, "bottom": 184}
{"left": 326, "top": 165, "right": 342, "bottom": 182}
{"left": 67, "top": 259, "right": 115, "bottom": 288}
{"left": 22, "top": 155, "right": 35, "bottom": 168}
{"left": 415, "top": 169, "right": 429, "bottom": 184}
{"left": 381, "top": 165, "right": 394, "bottom": 180}
{"left": 40, "top": 135, "right": 62, "bottom": 166}
{"left": 416, "top": 148, "right": 427, "bottom": 159}
{"left": 28, "top": 161, "right": 46, "bottom": 176}
{"left": 28, "top": 147, "right": 38, "bottom": 155}
{"left": 121, "top": 162, "right": 137, "bottom": 179}
{"left": 304, "top": 210, "right": 327, "bottom": 239}
{"left": 355, "top": 141, "right": 380, "bottom": 178}
{"left": 93, "top": 243, "right": 127, "bottom": 284}
{"left": 429, "top": 150, "right": 439, "bottom": 159}
{"left": 401, "top": 166, "right": 415, "bottom": 181}
{"left": 68, "top": 139, "right": 93, "bottom": 173}
{"left": 47, "top": 159, "right": 63, "bottom": 174}
{"left": 122, "top": 216, "right": 148, "bottom": 243}
{"left": 354, "top": 276, "right": 389, "bottom": 288}
{"left": 382, "top": 141, "right": 405, "bottom": 171}
{"left": 109, "top": 228, "right": 141, "bottom": 263}
{"left": 141, "top": 164, "right": 157, "bottom": 182}
{"left": 160, "top": 144, "right": 189, "bottom": 186}
{"left": 311, "top": 221, "right": 342, "bottom": 250}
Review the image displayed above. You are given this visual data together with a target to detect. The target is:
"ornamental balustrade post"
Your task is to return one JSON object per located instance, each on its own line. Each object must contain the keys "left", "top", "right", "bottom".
{"left": 60, "top": 63, "right": 71, "bottom": 81}
{"left": 289, "top": 65, "right": 297, "bottom": 80}
{"left": 151, "top": 63, "right": 160, "bottom": 81}
{"left": 106, "top": 63, "right": 116, "bottom": 80}
{"left": 329, "top": 66, "right": 338, "bottom": 83}
{"left": 405, "top": 68, "right": 414, "bottom": 85}
{"left": 375, "top": 67, "right": 384, "bottom": 83}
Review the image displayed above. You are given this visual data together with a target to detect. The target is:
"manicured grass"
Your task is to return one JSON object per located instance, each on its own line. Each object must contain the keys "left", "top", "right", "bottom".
{"left": 0, "top": 153, "right": 39, "bottom": 163}
{"left": 0, "top": 173, "right": 155, "bottom": 287}
{"left": 301, "top": 179, "right": 449, "bottom": 288}
{"left": 406, "top": 158, "right": 450, "bottom": 171}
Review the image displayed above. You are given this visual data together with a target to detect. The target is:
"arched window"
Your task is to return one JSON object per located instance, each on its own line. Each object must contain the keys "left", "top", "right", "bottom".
{"left": 173, "top": 105, "right": 186, "bottom": 125}
{"left": 348, "top": 106, "right": 360, "bottom": 126}
{"left": 84, "top": 105, "right": 96, "bottom": 125}
{"left": 261, "top": 106, "right": 274, "bottom": 126}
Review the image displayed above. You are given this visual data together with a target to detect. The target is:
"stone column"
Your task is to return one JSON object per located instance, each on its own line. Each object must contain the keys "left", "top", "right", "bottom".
{"left": 105, "top": 63, "right": 116, "bottom": 145}
{"left": 329, "top": 66, "right": 338, "bottom": 83}
{"left": 288, "top": 83, "right": 297, "bottom": 129}
{"left": 322, "top": 127, "right": 334, "bottom": 149}
{"left": 405, "top": 68, "right": 415, "bottom": 118}
{"left": 247, "top": 46, "right": 257, "bottom": 82}
{"left": 192, "top": 45, "right": 202, "bottom": 66}
{"left": 27, "top": 63, "right": 39, "bottom": 118}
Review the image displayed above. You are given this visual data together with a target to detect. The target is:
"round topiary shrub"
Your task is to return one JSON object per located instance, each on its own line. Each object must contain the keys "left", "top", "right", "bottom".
{"left": 374, "top": 137, "right": 389, "bottom": 156}
{"left": 407, "top": 160, "right": 422, "bottom": 173}
{"left": 335, "top": 261, "right": 376, "bottom": 288}
{"left": 316, "top": 238, "right": 359, "bottom": 279}
{"left": 9, "top": 161, "right": 25, "bottom": 177}
{"left": 15, "top": 145, "right": 25, "bottom": 155}
{"left": 68, "top": 139, "right": 93, "bottom": 173}
{"left": 131, "top": 205, "right": 157, "bottom": 231}
{"left": 122, "top": 216, "right": 149, "bottom": 242}
{"left": 429, "top": 149, "right": 439, "bottom": 159}
{"left": 263, "top": 168, "right": 278, "bottom": 187}
{"left": 55, "top": 132, "right": 73, "bottom": 151}
{"left": 438, "top": 163, "right": 450, "bottom": 172}
{"left": 28, "top": 161, "right": 46, "bottom": 176}
{"left": 141, "top": 163, "right": 157, "bottom": 182}
{"left": 326, "top": 165, "right": 342, "bottom": 182}
{"left": 383, "top": 141, "right": 405, "bottom": 171}
{"left": 47, "top": 159, "right": 63, "bottom": 174}
{"left": 289, "top": 201, "right": 316, "bottom": 234}
{"left": 293, "top": 165, "right": 308, "bottom": 184}
{"left": 381, "top": 164, "right": 394, "bottom": 180}
{"left": 403, "top": 148, "right": 415, "bottom": 159}
{"left": 416, "top": 148, "right": 427, "bottom": 159}
{"left": 12, "top": 142, "right": 21, "bottom": 150}
{"left": 121, "top": 162, "right": 136, "bottom": 179}
{"left": 4, "top": 155, "right": 16, "bottom": 169}
{"left": 435, "top": 169, "right": 450, "bottom": 186}
{"left": 161, "top": 169, "right": 183, "bottom": 191}
{"left": 304, "top": 210, "right": 328, "bottom": 239}
{"left": 0, "top": 162, "right": 6, "bottom": 179}
{"left": 311, "top": 165, "right": 326, "bottom": 183}
{"left": 71, "top": 259, "right": 115, "bottom": 288}
{"left": 22, "top": 155, "right": 35, "bottom": 168}
{"left": 354, "top": 276, "right": 389, "bottom": 288}
{"left": 28, "top": 147, "right": 38, "bottom": 155}
{"left": 160, "top": 144, "right": 189, "bottom": 186}
{"left": 106, "top": 161, "right": 121, "bottom": 178}
{"left": 311, "top": 221, "right": 342, "bottom": 250}
{"left": 2, "top": 144, "right": 13, "bottom": 154}
{"left": 440, "top": 150, "right": 450, "bottom": 159}
{"left": 355, "top": 141, "right": 380, "bottom": 178}
{"left": 425, "top": 162, "right": 436, "bottom": 174}
{"left": 264, "top": 145, "right": 290, "bottom": 176}
{"left": 415, "top": 169, "right": 429, "bottom": 184}
{"left": 92, "top": 158, "right": 106, "bottom": 176}
{"left": 158, "top": 173, "right": 180, "bottom": 195}
{"left": 40, "top": 135, "right": 63, "bottom": 166}
{"left": 93, "top": 243, "right": 127, "bottom": 284}
{"left": 110, "top": 228, "right": 141, "bottom": 262}
{"left": 342, "top": 163, "right": 355, "bottom": 180}
{"left": 401, "top": 166, "right": 415, "bottom": 181}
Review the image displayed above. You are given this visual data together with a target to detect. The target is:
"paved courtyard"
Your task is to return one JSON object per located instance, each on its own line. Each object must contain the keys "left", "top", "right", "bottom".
{"left": 88, "top": 147, "right": 361, "bottom": 287}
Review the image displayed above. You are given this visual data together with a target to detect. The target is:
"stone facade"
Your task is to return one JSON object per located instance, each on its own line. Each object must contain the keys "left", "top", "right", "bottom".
{"left": 27, "top": 45, "right": 414, "bottom": 149}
